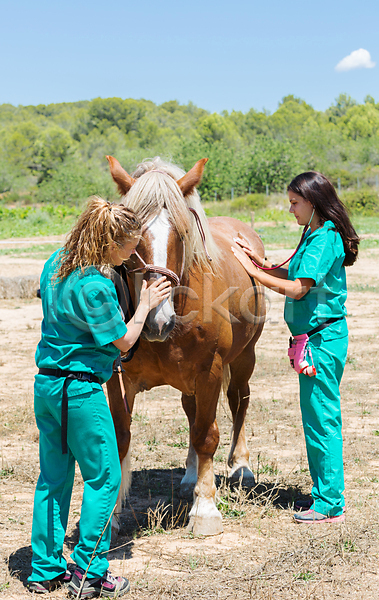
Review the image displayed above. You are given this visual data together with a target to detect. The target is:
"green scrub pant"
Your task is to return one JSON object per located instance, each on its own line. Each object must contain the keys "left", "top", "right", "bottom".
{"left": 299, "top": 330, "right": 348, "bottom": 517}
{"left": 28, "top": 381, "right": 121, "bottom": 583}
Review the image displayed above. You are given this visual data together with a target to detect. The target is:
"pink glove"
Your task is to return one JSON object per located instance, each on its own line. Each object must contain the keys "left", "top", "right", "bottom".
{"left": 288, "top": 334, "right": 316, "bottom": 377}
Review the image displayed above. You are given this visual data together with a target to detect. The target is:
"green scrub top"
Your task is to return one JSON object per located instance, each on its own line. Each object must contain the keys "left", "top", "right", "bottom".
{"left": 35, "top": 249, "right": 127, "bottom": 387}
{"left": 284, "top": 220, "right": 347, "bottom": 336}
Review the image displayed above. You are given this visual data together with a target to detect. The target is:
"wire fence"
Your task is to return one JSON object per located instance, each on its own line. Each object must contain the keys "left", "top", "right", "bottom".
{"left": 217, "top": 175, "right": 379, "bottom": 201}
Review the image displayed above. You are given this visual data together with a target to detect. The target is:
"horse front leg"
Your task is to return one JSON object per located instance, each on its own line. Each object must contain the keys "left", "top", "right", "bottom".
{"left": 106, "top": 369, "right": 135, "bottom": 537}
{"left": 180, "top": 394, "right": 197, "bottom": 499}
{"left": 187, "top": 361, "right": 223, "bottom": 536}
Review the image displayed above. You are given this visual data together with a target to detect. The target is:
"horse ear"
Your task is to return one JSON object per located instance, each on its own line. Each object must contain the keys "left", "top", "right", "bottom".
{"left": 106, "top": 155, "right": 136, "bottom": 195}
{"left": 176, "top": 158, "right": 208, "bottom": 197}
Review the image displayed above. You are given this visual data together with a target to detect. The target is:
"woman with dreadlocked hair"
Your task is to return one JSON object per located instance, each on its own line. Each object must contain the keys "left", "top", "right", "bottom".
{"left": 233, "top": 172, "right": 359, "bottom": 525}
{"left": 28, "top": 197, "right": 171, "bottom": 596}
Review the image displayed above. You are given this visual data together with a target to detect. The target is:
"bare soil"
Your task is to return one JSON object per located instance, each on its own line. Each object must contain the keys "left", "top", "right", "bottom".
{"left": 0, "top": 246, "right": 378, "bottom": 599}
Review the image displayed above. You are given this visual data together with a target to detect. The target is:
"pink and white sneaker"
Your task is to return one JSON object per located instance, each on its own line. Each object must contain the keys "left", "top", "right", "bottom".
{"left": 67, "top": 566, "right": 130, "bottom": 598}
{"left": 294, "top": 508, "right": 345, "bottom": 524}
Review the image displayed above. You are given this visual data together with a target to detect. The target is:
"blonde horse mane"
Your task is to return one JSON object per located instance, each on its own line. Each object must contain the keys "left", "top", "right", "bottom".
{"left": 120, "top": 157, "right": 221, "bottom": 274}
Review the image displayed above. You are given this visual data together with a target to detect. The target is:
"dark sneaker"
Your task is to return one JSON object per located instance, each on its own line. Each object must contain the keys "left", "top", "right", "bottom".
{"left": 67, "top": 566, "right": 130, "bottom": 598}
{"left": 294, "top": 508, "right": 345, "bottom": 524}
{"left": 27, "top": 565, "right": 74, "bottom": 593}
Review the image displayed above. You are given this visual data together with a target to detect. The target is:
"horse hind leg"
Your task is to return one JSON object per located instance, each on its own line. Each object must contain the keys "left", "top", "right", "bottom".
{"left": 187, "top": 358, "right": 224, "bottom": 536}
{"left": 227, "top": 343, "right": 257, "bottom": 487}
{"left": 106, "top": 370, "right": 134, "bottom": 539}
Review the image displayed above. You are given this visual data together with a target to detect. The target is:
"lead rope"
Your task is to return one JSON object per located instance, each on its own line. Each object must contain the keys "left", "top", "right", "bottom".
{"left": 114, "top": 354, "right": 130, "bottom": 415}
{"left": 188, "top": 207, "right": 212, "bottom": 261}
{"left": 129, "top": 251, "right": 182, "bottom": 286}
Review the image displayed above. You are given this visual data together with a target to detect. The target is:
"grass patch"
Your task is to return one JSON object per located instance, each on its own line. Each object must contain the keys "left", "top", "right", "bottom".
{"left": 255, "top": 223, "right": 300, "bottom": 249}
{"left": 294, "top": 571, "right": 315, "bottom": 582}
{"left": 349, "top": 283, "right": 379, "bottom": 293}
{"left": 217, "top": 495, "right": 246, "bottom": 519}
{"left": 167, "top": 440, "right": 187, "bottom": 448}
{"left": 360, "top": 238, "right": 379, "bottom": 249}
{"left": 0, "top": 243, "right": 62, "bottom": 259}
{"left": 0, "top": 466, "right": 14, "bottom": 478}
{"left": 0, "top": 204, "right": 81, "bottom": 239}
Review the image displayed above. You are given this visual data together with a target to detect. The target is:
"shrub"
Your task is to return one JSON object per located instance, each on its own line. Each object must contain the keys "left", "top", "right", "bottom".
{"left": 36, "top": 160, "right": 114, "bottom": 204}
{"left": 326, "top": 168, "right": 358, "bottom": 189}
{"left": 232, "top": 193, "right": 269, "bottom": 211}
{"left": 341, "top": 188, "right": 379, "bottom": 215}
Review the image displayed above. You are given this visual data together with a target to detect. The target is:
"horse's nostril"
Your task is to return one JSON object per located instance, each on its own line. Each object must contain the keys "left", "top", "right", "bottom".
{"left": 143, "top": 316, "right": 175, "bottom": 340}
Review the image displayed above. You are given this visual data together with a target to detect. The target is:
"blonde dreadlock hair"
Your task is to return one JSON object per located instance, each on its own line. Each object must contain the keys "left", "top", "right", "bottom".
{"left": 55, "top": 196, "right": 141, "bottom": 281}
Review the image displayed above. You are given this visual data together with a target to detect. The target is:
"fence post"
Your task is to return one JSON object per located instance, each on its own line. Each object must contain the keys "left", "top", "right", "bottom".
{"left": 231, "top": 188, "right": 234, "bottom": 200}
{"left": 338, "top": 177, "right": 341, "bottom": 194}
{"left": 248, "top": 186, "right": 251, "bottom": 194}
{"left": 266, "top": 184, "right": 269, "bottom": 196}
{"left": 214, "top": 190, "right": 217, "bottom": 202}
{"left": 357, "top": 177, "right": 360, "bottom": 190}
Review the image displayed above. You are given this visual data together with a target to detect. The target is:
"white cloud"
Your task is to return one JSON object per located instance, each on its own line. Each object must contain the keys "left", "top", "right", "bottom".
{"left": 335, "top": 48, "right": 375, "bottom": 72}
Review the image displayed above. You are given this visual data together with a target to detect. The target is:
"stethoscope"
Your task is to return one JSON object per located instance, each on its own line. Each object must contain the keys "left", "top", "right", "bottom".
{"left": 249, "top": 207, "right": 316, "bottom": 271}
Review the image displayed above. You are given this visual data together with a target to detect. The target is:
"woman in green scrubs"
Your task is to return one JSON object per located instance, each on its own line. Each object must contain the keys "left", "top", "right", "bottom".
{"left": 28, "top": 198, "right": 171, "bottom": 595}
{"left": 232, "top": 172, "right": 359, "bottom": 524}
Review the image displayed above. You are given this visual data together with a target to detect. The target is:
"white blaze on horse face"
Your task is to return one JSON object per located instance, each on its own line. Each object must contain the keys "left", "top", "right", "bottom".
{"left": 146, "top": 209, "right": 175, "bottom": 332}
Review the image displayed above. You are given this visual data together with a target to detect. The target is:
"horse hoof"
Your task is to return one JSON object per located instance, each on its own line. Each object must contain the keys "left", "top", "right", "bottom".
{"left": 228, "top": 465, "right": 256, "bottom": 487}
{"left": 187, "top": 498, "right": 223, "bottom": 536}
{"left": 187, "top": 514, "right": 223, "bottom": 536}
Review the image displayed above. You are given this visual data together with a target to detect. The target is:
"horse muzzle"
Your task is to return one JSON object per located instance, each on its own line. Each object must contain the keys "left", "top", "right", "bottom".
{"left": 141, "top": 314, "right": 176, "bottom": 342}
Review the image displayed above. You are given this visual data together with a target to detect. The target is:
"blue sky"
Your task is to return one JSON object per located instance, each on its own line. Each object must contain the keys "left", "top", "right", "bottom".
{"left": 1, "top": 0, "right": 378, "bottom": 114}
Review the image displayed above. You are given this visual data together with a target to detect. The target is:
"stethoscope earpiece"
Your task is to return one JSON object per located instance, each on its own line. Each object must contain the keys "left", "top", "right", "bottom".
{"left": 307, "top": 208, "right": 315, "bottom": 227}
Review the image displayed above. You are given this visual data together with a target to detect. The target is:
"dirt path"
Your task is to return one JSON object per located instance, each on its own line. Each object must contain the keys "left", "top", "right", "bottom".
{"left": 0, "top": 249, "right": 378, "bottom": 599}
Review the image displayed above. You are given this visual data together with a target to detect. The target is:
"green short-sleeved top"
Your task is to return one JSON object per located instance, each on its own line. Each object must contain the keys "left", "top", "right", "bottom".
{"left": 35, "top": 249, "right": 127, "bottom": 386}
{"left": 284, "top": 221, "right": 347, "bottom": 336}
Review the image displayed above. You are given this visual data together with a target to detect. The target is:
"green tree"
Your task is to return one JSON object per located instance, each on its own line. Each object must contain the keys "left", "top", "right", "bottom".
{"left": 196, "top": 113, "right": 239, "bottom": 145}
{"left": 34, "top": 126, "right": 74, "bottom": 181}
{"left": 37, "top": 159, "right": 114, "bottom": 203}
{"left": 341, "top": 104, "right": 379, "bottom": 140}
{"left": 4, "top": 121, "right": 40, "bottom": 172}
{"left": 327, "top": 93, "right": 357, "bottom": 123}
{"left": 269, "top": 95, "right": 317, "bottom": 139}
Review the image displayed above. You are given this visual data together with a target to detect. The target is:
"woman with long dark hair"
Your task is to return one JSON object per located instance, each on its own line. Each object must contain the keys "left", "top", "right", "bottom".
{"left": 232, "top": 171, "right": 359, "bottom": 523}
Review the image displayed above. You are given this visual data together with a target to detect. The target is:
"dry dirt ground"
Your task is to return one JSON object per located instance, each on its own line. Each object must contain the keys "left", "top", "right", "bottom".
{"left": 0, "top": 242, "right": 379, "bottom": 599}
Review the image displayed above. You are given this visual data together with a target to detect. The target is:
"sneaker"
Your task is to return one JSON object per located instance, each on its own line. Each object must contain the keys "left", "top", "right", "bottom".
{"left": 27, "top": 565, "right": 74, "bottom": 593}
{"left": 294, "top": 508, "right": 345, "bottom": 524}
{"left": 67, "top": 566, "right": 130, "bottom": 598}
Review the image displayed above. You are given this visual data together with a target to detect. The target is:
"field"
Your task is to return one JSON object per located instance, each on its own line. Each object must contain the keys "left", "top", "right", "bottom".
{"left": 0, "top": 232, "right": 379, "bottom": 599}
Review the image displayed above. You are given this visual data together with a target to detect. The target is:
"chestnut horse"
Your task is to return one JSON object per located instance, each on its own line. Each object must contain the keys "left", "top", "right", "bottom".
{"left": 106, "top": 156, "right": 266, "bottom": 536}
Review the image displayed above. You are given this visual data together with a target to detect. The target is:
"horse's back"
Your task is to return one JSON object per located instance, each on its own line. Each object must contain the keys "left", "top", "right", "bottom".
{"left": 208, "top": 216, "right": 264, "bottom": 258}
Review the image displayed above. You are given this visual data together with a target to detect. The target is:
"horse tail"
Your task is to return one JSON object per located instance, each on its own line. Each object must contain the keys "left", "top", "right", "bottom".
{"left": 116, "top": 447, "right": 132, "bottom": 513}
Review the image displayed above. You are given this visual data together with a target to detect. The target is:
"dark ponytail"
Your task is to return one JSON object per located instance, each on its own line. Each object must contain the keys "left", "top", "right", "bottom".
{"left": 288, "top": 172, "right": 359, "bottom": 266}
